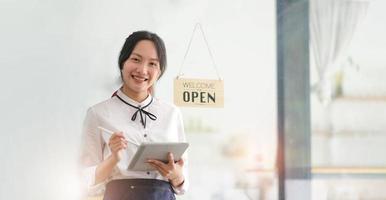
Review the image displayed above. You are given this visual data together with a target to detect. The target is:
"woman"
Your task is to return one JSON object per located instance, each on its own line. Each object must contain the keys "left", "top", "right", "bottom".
{"left": 80, "top": 31, "right": 188, "bottom": 200}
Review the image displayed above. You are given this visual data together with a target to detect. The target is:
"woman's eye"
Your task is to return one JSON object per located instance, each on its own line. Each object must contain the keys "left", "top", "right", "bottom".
{"left": 150, "top": 62, "right": 159, "bottom": 67}
{"left": 131, "top": 57, "right": 140, "bottom": 62}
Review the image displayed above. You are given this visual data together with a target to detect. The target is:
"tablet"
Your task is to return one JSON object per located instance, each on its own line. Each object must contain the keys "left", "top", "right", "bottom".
{"left": 127, "top": 142, "right": 189, "bottom": 171}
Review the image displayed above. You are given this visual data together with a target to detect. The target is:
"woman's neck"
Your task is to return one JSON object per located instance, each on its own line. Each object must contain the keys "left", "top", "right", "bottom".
{"left": 121, "top": 87, "right": 149, "bottom": 103}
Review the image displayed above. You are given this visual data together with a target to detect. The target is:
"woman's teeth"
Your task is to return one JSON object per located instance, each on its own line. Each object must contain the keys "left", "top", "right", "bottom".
{"left": 132, "top": 75, "right": 148, "bottom": 81}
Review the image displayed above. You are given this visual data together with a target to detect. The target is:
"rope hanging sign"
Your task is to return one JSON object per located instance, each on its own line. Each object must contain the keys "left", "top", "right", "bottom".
{"left": 174, "top": 23, "right": 224, "bottom": 108}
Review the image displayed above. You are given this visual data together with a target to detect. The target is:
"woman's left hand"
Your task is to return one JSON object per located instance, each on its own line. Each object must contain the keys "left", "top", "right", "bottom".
{"left": 147, "top": 152, "right": 185, "bottom": 187}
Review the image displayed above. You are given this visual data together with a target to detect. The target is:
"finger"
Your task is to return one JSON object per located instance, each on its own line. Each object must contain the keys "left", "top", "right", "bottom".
{"left": 148, "top": 159, "right": 168, "bottom": 169}
{"left": 118, "top": 143, "right": 127, "bottom": 149}
{"left": 110, "top": 132, "right": 125, "bottom": 141}
{"left": 110, "top": 139, "right": 128, "bottom": 148}
{"left": 110, "top": 132, "right": 120, "bottom": 139}
{"left": 111, "top": 142, "right": 127, "bottom": 152}
{"left": 149, "top": 163, "right": 168, "bottom": 177}
{"left": 148, "top": 163, "right": 169, "bottom": 177}
{"left": 148, "top": 160, "right": 170, "bottom": 174}
{"left": 167, "top": 152, "right": 175, "bottom": 165}
{"left": 149, "top": 160, "right": 174, "bottom": 178}
{"left": 109, "top": 131, "right": 126, "bottom": 143}
{"left": 176, "top": 158, "right": 184, "bottom": 167}
{"left": 119, "top": 137, "right": 128, "bottom": 145}
{"left": 110, "top": 139, "right": 127, "bottom": 149}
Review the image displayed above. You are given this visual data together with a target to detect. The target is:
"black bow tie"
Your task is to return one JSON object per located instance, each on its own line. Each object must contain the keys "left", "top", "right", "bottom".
{"left": 115, "top": 95, "right": 157, "bottom": 128}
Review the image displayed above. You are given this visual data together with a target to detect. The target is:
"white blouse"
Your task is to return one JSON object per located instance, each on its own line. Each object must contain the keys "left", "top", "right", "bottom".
{"left": 80, "top": 89, "right": 188, "bottom": 196}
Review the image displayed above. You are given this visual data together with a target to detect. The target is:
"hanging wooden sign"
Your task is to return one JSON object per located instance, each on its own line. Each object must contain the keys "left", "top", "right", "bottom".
{"left": 174, "top": 23, "right": 224, "bottom": 108}
{"left": 174, "top": 78, "right": 224, "bottom": 108}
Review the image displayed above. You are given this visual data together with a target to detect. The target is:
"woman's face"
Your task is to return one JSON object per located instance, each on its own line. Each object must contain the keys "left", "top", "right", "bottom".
{"left": 121, "top": 40, "right": 161, "bottom": 101}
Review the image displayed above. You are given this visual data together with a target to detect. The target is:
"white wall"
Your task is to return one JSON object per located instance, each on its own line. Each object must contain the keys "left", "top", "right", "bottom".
{"left": 0, "top": 0, "right": 276, "bottom": 199}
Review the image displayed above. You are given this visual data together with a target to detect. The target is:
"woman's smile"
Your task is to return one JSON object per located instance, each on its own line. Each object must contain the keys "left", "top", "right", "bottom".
{"left": 132, "top": 74, "right": 149, "bottom": 82}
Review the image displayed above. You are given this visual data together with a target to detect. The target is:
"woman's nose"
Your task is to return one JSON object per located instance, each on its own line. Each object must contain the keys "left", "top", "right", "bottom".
{"left": 136, "top": 63, "right": 147, "bottom": 73}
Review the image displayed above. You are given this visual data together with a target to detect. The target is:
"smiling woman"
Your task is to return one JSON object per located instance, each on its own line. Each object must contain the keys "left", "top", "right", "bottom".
{"left": 79, "top": 31, "right": 188, "bottom": 200}
{"left": 0, "top": 0, "right": 279, "bottom": 199}
{"left": 120, "top": 40, "right": 162, "bottom": 101}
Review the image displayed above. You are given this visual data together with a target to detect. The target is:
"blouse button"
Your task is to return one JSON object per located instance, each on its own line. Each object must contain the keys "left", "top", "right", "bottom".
{"left": 144, "top": 134, "right": 147, "bottom": 137}
{"left": 147, "top": 171, "right": 150, "bottom": 175}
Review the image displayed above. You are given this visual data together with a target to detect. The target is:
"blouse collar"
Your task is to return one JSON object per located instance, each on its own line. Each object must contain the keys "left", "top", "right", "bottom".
{"left": 116, "top": 89, "right": 153, "bottom": 107}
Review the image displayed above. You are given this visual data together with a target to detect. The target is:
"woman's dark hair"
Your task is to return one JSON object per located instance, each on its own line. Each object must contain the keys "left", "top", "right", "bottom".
{"left": 118, "top": 30, "right": 167, "bottom": 79}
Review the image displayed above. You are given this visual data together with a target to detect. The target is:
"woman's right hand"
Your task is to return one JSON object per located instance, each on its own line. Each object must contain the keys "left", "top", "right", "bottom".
{"left": 108, "top": 132, "right": 128, "bottom": 162}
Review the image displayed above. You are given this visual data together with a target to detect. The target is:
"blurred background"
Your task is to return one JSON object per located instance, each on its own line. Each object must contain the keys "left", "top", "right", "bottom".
{"left": 0, "top": 0, "right": 385, "bottom": 199}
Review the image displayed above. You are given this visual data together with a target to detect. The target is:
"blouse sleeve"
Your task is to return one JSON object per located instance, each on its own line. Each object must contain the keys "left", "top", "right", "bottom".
{"left": 79, "top": 107, "right": 107, "bottom": 196}
{"left": 171, "top": 109, "right": 189, "bottom": 195}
